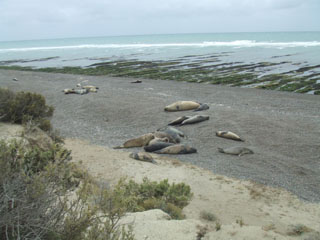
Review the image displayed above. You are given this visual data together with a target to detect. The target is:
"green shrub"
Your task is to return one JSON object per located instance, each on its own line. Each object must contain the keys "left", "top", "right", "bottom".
{"left": 0, "top": 140, "right": 135, "bottom": 240}
{"left": 164, "top": 203, "right": 185, "bottom": 220}
{"left": 119, "top": 177, "right": 193, "bottom": 219}
{"left": 0, "top": 139, "right": 71, "bottom": 177}
{"left": 0, "top": 88, "right": 15, "bottom": 113}
{"left": 141, "top": 198, "right": 163, "bottom": 210}
{"left": 0, "top": 88, "right": 54, "bottom": 128}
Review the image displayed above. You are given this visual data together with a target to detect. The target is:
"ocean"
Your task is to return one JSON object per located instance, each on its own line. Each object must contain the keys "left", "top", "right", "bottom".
{"left": 1, "top": 32, "right": 320, "bottom": 68}
{"left": 1, "top": 32, "right": 320, "bottom": 94}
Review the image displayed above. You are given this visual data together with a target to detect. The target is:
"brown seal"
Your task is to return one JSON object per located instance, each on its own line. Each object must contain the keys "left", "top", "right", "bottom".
{"left": 164, "top": 101, "right": 200, "bottom": 112}
{"left": 114, "top": 133, "right": 155, "bottom": 149}
{"left": 218, "top": 147, "right": 253, "bottom": 156}
{"left": 129, "top": 152, "right": 156, "bottom": 163}
{"left": 216, "top": 131, "right": 244, "bottom": 141}
{"left": 153, "top": 131, "right": 180, "bottom": 143}
{"left": 148, "top": 137, "right": 170, "bottom": 146}
{"left": 154, "top": 144, "right": 197, "bottom": 154}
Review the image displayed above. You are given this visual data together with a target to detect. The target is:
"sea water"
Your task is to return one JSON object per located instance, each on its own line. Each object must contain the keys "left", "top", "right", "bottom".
{"left": 0, "top": 32, "right": 320, "bottom": 70}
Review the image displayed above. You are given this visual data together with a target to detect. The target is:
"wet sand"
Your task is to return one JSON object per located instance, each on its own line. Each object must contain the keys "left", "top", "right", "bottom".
{"left": 1, "top": 69, "right": 319, "bottom": 202}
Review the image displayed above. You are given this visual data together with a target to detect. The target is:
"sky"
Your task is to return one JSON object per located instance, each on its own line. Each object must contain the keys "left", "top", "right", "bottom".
{"left": 0, "top": 0, "right": 319, "bottom": 41}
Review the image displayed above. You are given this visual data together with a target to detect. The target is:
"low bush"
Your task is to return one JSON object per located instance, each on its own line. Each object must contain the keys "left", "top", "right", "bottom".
{"left": 0, "top": 139, "right": 71, "bottom": 177}
{"left": 118, "top": 177, "right": 193, "bottom": 219}
{"left": 0, "top": 140, "right": 135, "bottom": 240}
{"left": 0, "top": 88, "right": 54, "bottom": 131}
{"left": 200, "top": 210, "right": 217, "bottom": 222}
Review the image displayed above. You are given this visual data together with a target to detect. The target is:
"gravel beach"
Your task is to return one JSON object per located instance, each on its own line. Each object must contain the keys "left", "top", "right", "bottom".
{"left": 1, "top": 69, "right": 319, "bottom": 202}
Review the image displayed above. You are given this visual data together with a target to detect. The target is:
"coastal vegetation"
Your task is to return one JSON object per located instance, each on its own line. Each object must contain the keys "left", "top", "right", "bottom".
{"left": 0, "top": 88, "right": 193, "bottom": 240}
{"left": 1, "top": 57, "right": 320, "bottom": 95}
{"left": 0, "top": 88, "right": 54, "bottom": 131}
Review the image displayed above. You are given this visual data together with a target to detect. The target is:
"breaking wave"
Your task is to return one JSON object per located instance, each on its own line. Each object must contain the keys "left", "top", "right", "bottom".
{"left": 1, "top": 40, "right": 320, "bottom": 52}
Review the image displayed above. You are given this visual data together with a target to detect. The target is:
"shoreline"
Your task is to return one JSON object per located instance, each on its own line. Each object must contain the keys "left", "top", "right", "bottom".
{"left": 1, "top": 56, "right": 320, "bottom": 95}
{"left": 0, "top": 69, "right": 320, "bottom": 202}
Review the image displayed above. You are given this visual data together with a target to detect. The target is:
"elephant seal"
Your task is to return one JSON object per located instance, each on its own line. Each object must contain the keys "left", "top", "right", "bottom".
{"left": 218, "top": 147, "right": 253, "bottom": 156}
{"left": 148, "top": 137, "right": 169, "bottom": 146}
{"left": 193, "top": 103, "right": 209, "bottom": 112}
{"left": 63, "top": 88, "right": 88, "bottom": 95}
{"left": 168, "top": 116, "right": 190, "bottom": 126}
{"left": 154, "top": 144, "right": 197, "bottom": 154}
{"left": 164, "top": 101, "right": 200, "bottom": 112}
{"left": 82, "top": 85, "right": 99, "bottom": 89}
{"left": 153, "top": 131, "right": 180, "bottom": 143}
{"left": 114, "top": 133, "right": 154, "bottom": 149}
{"left": 144, "top": 142, "right": 174, "bottom": 152}
{"left": 129, "top": 152, "right": 156, "bottom": 163}
{"left": 157, "top": 126, "right": 185, "bottom": 138}
{"left": 74, "top": 89, "right": 89, "bottom": 95}
{"left": 63, "top": 88, "right": 75, "bottom": 94}
{"left": 216, "top": 131, "right": 244, "bottom": 141}
{"left": 131, "top": 80, "right": 142, "bottom": 83}
{"left": 82, "top": 85, "right": 99, "bottom": 92}
{"left": 180, "top": 115, "right": 209, "bottom": 125}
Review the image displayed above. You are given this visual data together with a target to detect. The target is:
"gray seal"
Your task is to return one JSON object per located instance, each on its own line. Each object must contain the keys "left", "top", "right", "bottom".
{"left": 193, "top": 103, "right": 209, "bottom": 112}
{"left": 74, "top": 89, "right": 89, "bottom": 95}
{"left": 144, "top": 142, "right": 174, "bottom": 152}
{"left": 153, "top": 131, "right": 180, "bottom": 143}
{"left": 168, "top": 116, "right": 190, "bottom": 126}
{"left": 218, "top": 147, "right": 253, "bottom": 156}
{"left": 154, "top": 144, "right": 197, "bottom": 154}
{"left": 129, "top": 152, "right": 156, "bottom": 163}
{"left": 157, "top": 126, "right": 185, "bottom": 139}
{"left": 180, "top": 115, "right": 209, "bottom": 125}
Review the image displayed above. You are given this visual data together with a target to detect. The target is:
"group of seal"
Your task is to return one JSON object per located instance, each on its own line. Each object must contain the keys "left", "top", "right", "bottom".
{"left": 115, "top": 100, "right": 252, "bottom": 164}
{"left": 113, "top": 102, "right": 204, "bottom": 160}
{"left": 164, "top": 101, "right": 253, "bottom": 157}
{"left": 216, "top": 131, "right": 253, "bottom": 156}
{"left": 62, "top": 82, "right": 99, "bottom": 95}
{"left": 114, "top": 126, "right": 195, "bottom": 155}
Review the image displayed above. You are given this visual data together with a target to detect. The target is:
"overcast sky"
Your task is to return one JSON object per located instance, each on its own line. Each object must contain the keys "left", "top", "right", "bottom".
{"left": 1, "top": 0, "right": 319, "bottom": 41}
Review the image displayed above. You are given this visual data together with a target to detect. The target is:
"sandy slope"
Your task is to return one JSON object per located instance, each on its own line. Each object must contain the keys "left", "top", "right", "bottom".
{"left": 65, "top": 138, "right": 320, "bottom": 240}
{"left": 1, "top": 122, "right": 320, "bottom": 239}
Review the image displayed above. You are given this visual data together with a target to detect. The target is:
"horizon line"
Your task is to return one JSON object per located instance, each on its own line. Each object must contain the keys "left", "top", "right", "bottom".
{"left": 1, "top": 30, "right": 320, "bottom": 43}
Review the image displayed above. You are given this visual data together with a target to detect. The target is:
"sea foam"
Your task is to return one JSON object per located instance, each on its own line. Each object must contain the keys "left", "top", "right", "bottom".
{"left": 1, "top": 40, "right": 320, "bottom": 52}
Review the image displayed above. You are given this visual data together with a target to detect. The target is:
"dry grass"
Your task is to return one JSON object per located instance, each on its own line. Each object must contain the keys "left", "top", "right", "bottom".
{"left": 287, "top": 224, "right": 313, "bottom": 236}
{"left": 200, "top": 210, "right": 217, "bottom": 222}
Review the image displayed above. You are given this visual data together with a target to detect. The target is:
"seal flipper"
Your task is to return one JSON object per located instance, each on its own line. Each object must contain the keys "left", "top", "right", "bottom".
{"left": 113, "top": 145, "right": 124, "bottom": 149}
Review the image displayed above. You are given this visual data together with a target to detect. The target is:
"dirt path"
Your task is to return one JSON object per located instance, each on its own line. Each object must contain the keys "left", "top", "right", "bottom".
{"left": 1, "top": 69, "right": 319, "bottom": 202}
